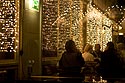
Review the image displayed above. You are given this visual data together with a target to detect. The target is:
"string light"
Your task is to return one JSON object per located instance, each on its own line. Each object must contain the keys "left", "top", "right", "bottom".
{"left": 105, "top": 5, "right": 125, "bottom": 25}
{"left": 42, "top": 0, "right": 123, "bottom": 55}
{"left": 42, "top": 0, "right": 83, "bottom": 56}
{"left": 86, "top": 0, "right": 112, "bottom": 51}
{"left": 0, "top": 0, "right": 19, "bottom": 52}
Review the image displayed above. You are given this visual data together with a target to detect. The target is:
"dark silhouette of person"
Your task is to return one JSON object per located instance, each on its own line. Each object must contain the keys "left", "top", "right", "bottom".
{"left": 93, "top": 44, "right": 103, "bottom": 58}
{"left": 99, "top": 42, "right": 123, "bottom": 83}
{"left": 59, "top": 40, "right": 85, "bottom": 82}
{"left": 92, "top": 44, "right": 103, "bottom": 65}
{"left": 116, "top": 43, "right": 125, "bottom": 77}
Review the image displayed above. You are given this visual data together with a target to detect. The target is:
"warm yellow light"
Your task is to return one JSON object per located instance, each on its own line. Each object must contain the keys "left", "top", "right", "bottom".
{"left": 119, "top": 33, "right": 123, "bottom": 35}
{"left": 86, "top": 1, "right": 112, "bottom": 51}
{"left": 119, "top": 26, "right": 123, "bottom": 30}
{"left": 0, "top": 0, "right": 19, "bottom": 52}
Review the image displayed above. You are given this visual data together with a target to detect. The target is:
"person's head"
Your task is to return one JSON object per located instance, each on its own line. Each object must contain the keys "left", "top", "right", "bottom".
{"left": 83, "top": 43, "right": 93, "bottom": 53}
{"left": 95, "top": 44, "right": 101, "bottom": 52}
{"left": 65, "top": 40, "right": 77, "bottom": 52}
{"left": 106, "top": 42, "right": 115, "bottom": 50}
{"left": 117, "top": 43, "right": 125, "bottom": 51}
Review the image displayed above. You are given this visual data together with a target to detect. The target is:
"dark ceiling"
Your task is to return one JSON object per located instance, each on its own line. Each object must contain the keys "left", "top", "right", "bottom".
{"left": 93, "top": 0, "right": 125, "bottom": 24}
{"left": 93, "top": 0, "right": 125, "bottom": 11}
{"left": 117, "top": 0, "right": 125, "bottom": 7}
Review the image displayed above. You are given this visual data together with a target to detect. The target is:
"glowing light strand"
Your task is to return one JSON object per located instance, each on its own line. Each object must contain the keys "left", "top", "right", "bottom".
{"left": 0, "top": 0, "right": 19, "bottom": 52}
{"left": 42, "top": 0, "right": 83, "bottom": 56}
{"left": 86, "top": 1, "right": 112, "bottom": 51}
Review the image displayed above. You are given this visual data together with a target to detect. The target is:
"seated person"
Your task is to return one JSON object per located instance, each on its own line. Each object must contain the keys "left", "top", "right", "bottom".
{"left": 82, "top": 44, "right": 98, "bottom": 78}
{"left": 59, "top": 40, "right": 85, "bottom": 82}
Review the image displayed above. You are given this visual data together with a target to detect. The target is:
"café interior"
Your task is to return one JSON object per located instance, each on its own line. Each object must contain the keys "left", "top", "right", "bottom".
{"left": 0, "top": 0, "right": 125, "bottom": 82}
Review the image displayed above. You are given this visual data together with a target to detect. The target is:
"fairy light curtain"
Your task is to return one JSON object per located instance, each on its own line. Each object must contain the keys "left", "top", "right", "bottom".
{"left": 0, "top": 0, "right": 19, "bottom": 53}
{"left": 42, "top": 0, "right": 83, "bottom": 57}
{"left": 42, "top": 0, "right": 58, "bottom": 57}
{"left": 58, "top": 0, "right": 83, "bottom": 53}
{"left": 42, "top": 0, "right": 123, "bottom": 56}
{"left": 86, "top": 1, "right": 112, "bottom": 51}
